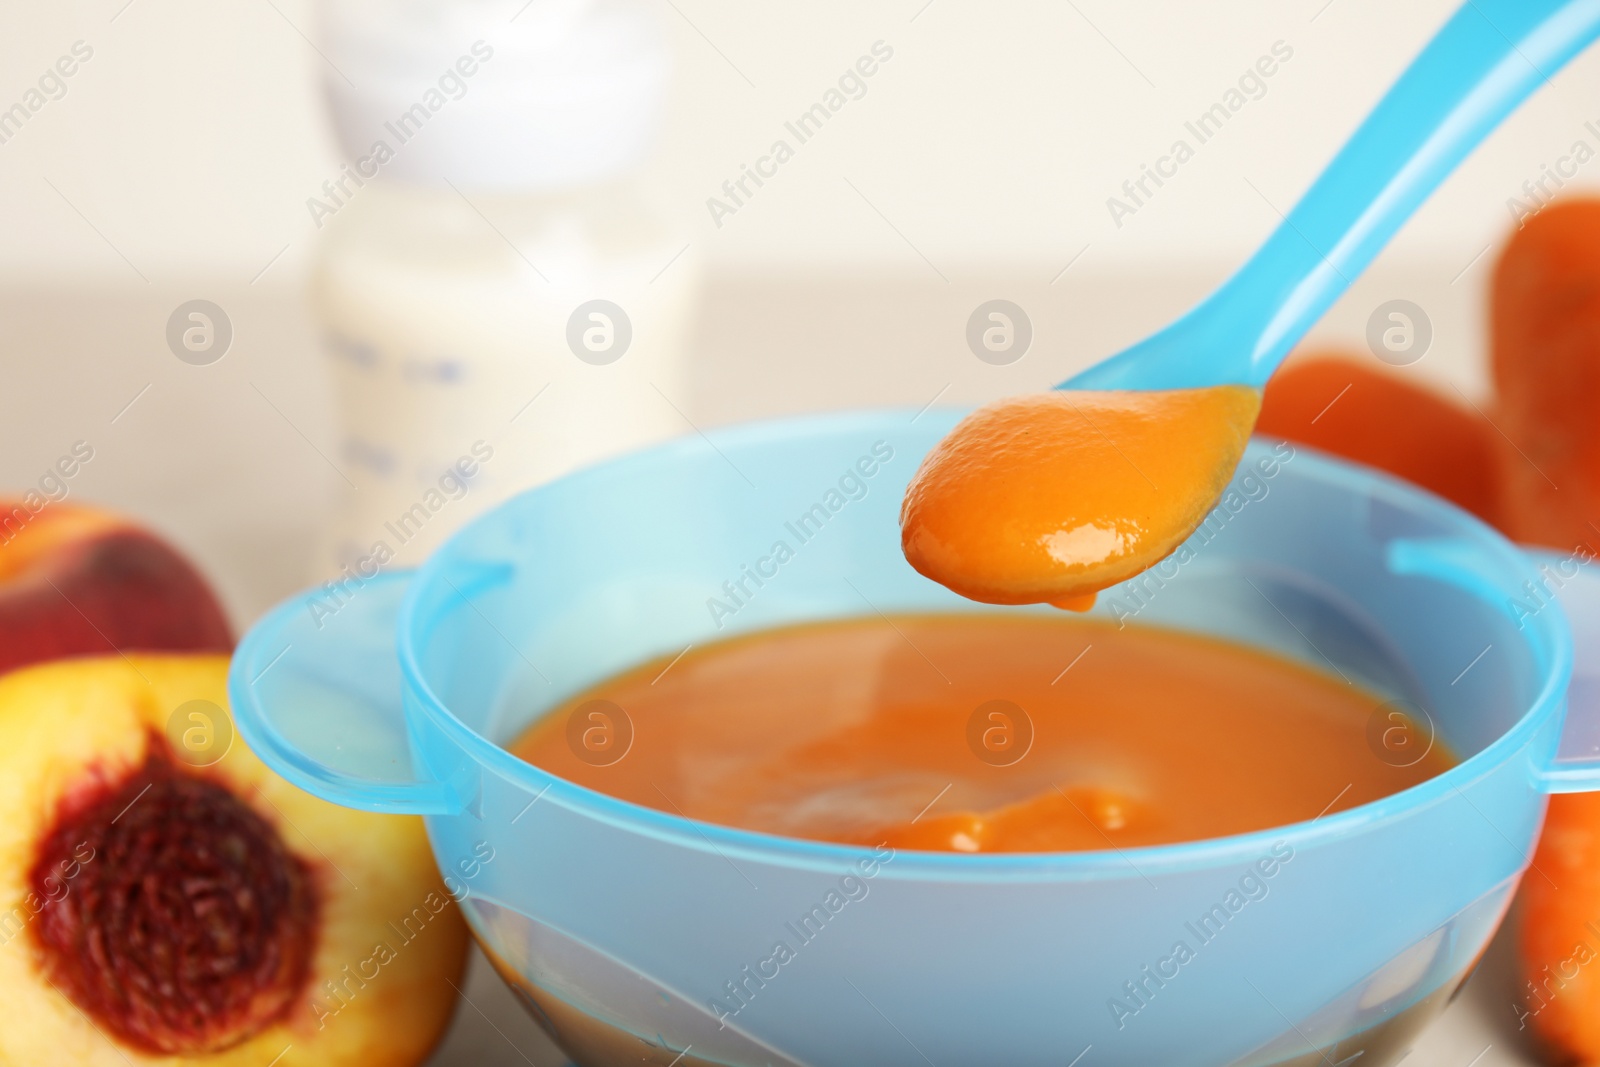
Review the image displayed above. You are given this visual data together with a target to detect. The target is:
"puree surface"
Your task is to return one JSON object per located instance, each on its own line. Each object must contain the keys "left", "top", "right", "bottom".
{"left": 900, "top": 386, "right": 1261, "bottom": 609}
{"left": 510, "top": 615, "right": 1450, "bottom": 853}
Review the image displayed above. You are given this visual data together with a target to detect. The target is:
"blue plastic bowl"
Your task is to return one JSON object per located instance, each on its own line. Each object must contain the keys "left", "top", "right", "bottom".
{"left": 230, "top": 409, "right": 1600, "bottom": 1067}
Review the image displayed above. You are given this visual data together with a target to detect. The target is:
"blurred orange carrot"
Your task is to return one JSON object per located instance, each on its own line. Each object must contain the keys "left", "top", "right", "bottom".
{"left": 1519, "top": 792, "right": 1600, "bottom": 1063}
{"left": 1256, "top": 352, "right": 1501, "bottom": 525}
{"left": 1495, "top": 201, "right": 1600, "bottom": 1066}
{"left": 1492, "top": 199, "right": 1600, "bottom": 551}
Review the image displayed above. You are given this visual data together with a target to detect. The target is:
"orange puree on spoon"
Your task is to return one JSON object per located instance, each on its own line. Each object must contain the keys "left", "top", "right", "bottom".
{"left": 900, "top": 386, "right": 1261, "bottom": 609}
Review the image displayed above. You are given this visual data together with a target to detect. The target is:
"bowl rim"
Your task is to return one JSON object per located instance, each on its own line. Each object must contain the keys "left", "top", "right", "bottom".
{"left": 396, "top": 406, "right": 1573, "bottom": 880}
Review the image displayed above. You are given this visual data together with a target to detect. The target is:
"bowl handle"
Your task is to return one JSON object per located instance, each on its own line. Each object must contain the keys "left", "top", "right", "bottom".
{"left": 1526, "top": 549, "right": 1600, "bottom": 793}
{"left": 227, "top": 569, "right": 469, "bottom": 815}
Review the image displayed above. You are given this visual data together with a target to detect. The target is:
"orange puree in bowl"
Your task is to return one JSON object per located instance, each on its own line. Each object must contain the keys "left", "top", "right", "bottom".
{"left": 900, "top": 386, "right": 1261, "bottom": 609}
{"left": 509, "top": 615, "right": 1451, "bottom": 854}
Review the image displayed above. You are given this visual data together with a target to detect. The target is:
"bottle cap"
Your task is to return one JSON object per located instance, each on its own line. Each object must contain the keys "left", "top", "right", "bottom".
{"left": 319, "top": 0, "right": 667, "bottom": 191}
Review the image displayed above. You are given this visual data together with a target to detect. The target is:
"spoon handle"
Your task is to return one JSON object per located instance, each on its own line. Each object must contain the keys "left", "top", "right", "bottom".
{"left": 1065, "top": 0, "right": 1600, "bottom": 392}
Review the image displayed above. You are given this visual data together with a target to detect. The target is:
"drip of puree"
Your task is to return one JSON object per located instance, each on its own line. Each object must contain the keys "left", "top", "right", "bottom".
{"left": 511, "top": 615, "right": 1450, "bottom": 853}
{"left": 899, "top": 386, "right": 1261, "bottom": 610}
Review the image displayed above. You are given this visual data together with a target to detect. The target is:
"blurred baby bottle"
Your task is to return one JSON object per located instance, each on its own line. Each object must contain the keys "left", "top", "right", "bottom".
{"left": 310, "top": 0, "right": 699, "bottom": 576}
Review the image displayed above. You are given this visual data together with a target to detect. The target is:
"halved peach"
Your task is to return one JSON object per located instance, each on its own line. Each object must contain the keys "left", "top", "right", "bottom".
{"left": 0, "top": 654, "right": 467, "bottom": 1065}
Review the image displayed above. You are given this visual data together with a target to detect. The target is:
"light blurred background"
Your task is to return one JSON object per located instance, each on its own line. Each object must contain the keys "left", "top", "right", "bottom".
{"left": 3, "top": 1, "right": 1592, "bottom": 1062}
{"left": 7, "top": 0, "right": 1600, "bottom": 622}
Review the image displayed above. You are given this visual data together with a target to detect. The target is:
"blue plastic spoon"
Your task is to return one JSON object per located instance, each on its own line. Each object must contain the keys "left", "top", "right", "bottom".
{"left": 903, "top": 0, "right": 1600, "bottom": 608}
{"left": 1063, "top": 0, "right": 1600, "bottom": 392}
